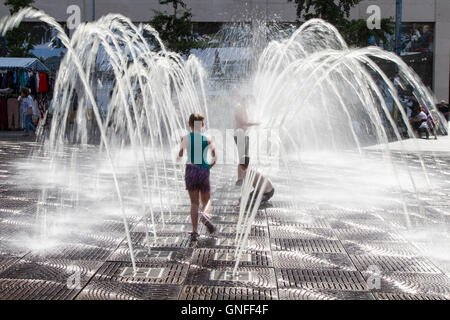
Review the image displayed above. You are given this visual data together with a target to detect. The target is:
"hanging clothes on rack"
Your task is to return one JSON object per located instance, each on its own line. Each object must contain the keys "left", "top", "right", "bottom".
{"left": 0, "top": 71, "right": 14, "bottom": 89}
{"left": 35, "top": 72, "right": 39, "bottom": 93}
{"left": 18, "top": 70, "right": 25, "bottom": 89}
{"left": 17, "top": 70, "right": 30, "bottom": 89}
{"left": 29, "top": 71, "right": 37, "bottom": 95}
{"left": 38, "top": 73, "right": 49, "bottom": 93}
{"left": 0, "top": 97, "right": 8, "bottom": 130}
{"left": 7, "top": 97, "right": 19, "bottom": 129}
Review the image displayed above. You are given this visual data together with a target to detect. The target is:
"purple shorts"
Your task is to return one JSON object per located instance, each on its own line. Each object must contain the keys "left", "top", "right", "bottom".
{"left": 185, "top": 165, "right": 210, "bottom": 193}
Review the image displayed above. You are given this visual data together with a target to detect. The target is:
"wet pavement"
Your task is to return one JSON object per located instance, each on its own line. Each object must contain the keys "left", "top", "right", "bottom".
{"left": 0, "top": 137, "right": 449, "bottom": 300}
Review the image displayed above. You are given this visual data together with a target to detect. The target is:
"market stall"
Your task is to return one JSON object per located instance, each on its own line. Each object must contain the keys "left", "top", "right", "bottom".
{"left": 0, "top": 57, "right": 52, "bottom": 130}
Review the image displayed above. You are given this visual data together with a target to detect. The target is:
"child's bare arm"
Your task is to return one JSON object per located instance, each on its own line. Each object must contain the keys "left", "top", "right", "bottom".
{"left": 208, "top": 138, "right": 217, "bottom": 168}
{"left": 178, "top": 137, "right": 186, "bottom": 159}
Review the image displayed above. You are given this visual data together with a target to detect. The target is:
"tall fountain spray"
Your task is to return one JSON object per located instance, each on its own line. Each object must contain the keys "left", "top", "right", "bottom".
{"left": 1, "top": 9, "right": 448, "bottom": 278}
{"left": 1, "top": 8, "right": 208, "bottom": 272}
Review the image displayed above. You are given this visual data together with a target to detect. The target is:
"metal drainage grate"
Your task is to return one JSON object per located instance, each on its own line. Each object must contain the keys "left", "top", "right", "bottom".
{"left": 216, "top": 225, "right": 268, "bottom": 237}
{"left": 0, "top": 199, "right": 35, "bottom": 211}
{"left": 0, "top": 256, "right": 20, "bottom": 274}
{"left": 276, "top": 269, "right": 368, "bottom": 291}
{"left": 95, "top": 262, "right": 189, "bottom": 285}
{"left": 273, "top": 252, "right": 356, "bottom": 270}
{"left": 196, "top": 237, "right": 270, "bottom": 251}
{"left": 267, "top": 216, "right": 330, "bottom": 228}
{"left": 265, "top": 207, "right": 319, "bottom": 217}
{"left": 328, "top": 219, "right": 391, "bottom": 231}
{"left": 0, "top": 224, "right": 35, "bottom": 241}
{"left": 215, "top": 238, "right": 237, "bottom": 247}
{"left": 278, "top": 288, "right": 375, "bottom": 300}
{"left": 179, "top": 285, "right": 278, "bottom": 300}
{"left": 131, "top": 234, "right": 191, "bottom": 248}
{"left": 120, "top": 267, "right": 165, "bottom": 279}
{"left": 271, "top": 239, "right": 346, "bottom": 253}
{"left": 342, "top": 241, "right": 421, "bottom": 257}
{"left": 77, "top": 282, "right": 182, "bottom": 300}
{"left": 217, "top": 215, "right": 240, "bottom": 223}
{"left": 217, "top": 215, "right": 267, "bottom": 225}
{"left": 334, "top": 229, "right": 405, "bottom": 242}
{"left": 212, "top": 206, "right": 239, "bottom": 215}
{"left": 214, "top": 252, "right": 252, "bottom": 263}
{"left": 190, "top": 249, "right": 271, "bottom": 267}
{"left": 213, "top": 199, "right": 239, "bottom": 206}
{"left": 215, "top": 209, "right": 266, "bottom": 218}
{"left": 132, "top": 222, "right": 187, "bottom": 233}
{"left": 88, "top": 220, "right": 130, "bottom": 235}
{"left": 361, "top": 272, "right": 450, "bottom": 296}
{"left": 185, "top": 267, "right": 277, "bottom": 288}
{"left": 27, "top": 244, "right": 113, "bottom": 261}
{"left": 63, "top": 233, "right": 123, "bottom": 248}
{"left": 107, "top": 248, "right": 193, "bottom": 264}
{"left": 155, "top": 216, "right": 191, "bottom": 224}
{"left": 157, "top": 224, "right": 191, "bottom": 233}
{"left": 269, "top": 226, "right": 336, "bottom": 240}
{"left": 0, "top": 279, "right": 77, "bottom": 300}
{"left": 373, "top": 292, "right": 448, "bottom": 300}
{"left": 0, "top": 240, "right": 30, "bottom": 258}
{"left": 350, "top": 255, "right": 443, "bottom": 274}
{"left": 210, "top": 270, "right": 253, "bottom": 282}
{"left": 0, "top": 259, "right": 103, "bottom": 284}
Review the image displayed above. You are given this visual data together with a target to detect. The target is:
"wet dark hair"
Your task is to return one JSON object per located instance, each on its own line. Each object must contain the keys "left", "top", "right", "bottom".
{"left": 411, "top": 105, "right": 421, "bottom": 117}
{"left": 189, "top": 113, "right": 205, "bottom": 128}
{"left": 20, "top": 87, "right": 30, "bottom": 96}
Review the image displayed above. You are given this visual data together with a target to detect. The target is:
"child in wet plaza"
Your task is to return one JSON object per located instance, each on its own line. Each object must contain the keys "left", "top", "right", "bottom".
{"left": 178, "top": 113, "right": 217, "bottom": 241}
{"left": 238, "top": 156, "right": 275, "bottom": 205}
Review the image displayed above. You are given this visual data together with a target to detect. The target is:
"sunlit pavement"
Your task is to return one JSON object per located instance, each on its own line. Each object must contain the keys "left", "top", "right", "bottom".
{"left": 0, "top": 137, "right": 449, "bottom": 300}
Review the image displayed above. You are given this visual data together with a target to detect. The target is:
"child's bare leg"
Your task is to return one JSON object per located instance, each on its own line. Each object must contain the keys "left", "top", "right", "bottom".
{"left": 237, "top": 165, "right": 245, "bottom": 181}
{"left": 201, "top": 191, "right": 211, "bottom": 217}
{"left": 201, "top": 191, "right": 216, "bottom": 233}
{"left": 188, "top": 190, "right": 200, "bottom": 233}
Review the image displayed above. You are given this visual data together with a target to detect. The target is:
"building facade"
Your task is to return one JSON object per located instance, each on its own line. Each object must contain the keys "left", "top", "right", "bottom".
{"left": 1, "top": 0, "right": 449, "bottom": 101}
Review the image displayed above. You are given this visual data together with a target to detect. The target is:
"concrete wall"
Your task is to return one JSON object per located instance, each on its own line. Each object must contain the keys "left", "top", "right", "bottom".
{"left": 349, "top": 0, "right": 436, "bottom": 22}
{"left": 0, "top": 0, "right": 297, "bottom": 22}
{"left": 0, "top": 0, "right": 444, "bottom": 23}
{"left": 0, "top": 0, "right": 91, "bottom": 21}
{"left": 434, "top": 0, "right": 450, "bottom": 102}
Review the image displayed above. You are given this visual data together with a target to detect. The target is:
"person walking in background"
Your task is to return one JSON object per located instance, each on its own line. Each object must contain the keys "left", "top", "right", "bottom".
{"left": 178, "top": 113, "right": 217, "bottom": 241}
{"left": 409, "top": 104, "right": 428, "bottom": 137}
{"left": 18, "top": 88, "right": 36, "bottom": 137}
{"left": 412, "top": 25, "right": 433, "bottom": 52}
{"left": 233, "top": 89, "right": 260, "bottom": 186}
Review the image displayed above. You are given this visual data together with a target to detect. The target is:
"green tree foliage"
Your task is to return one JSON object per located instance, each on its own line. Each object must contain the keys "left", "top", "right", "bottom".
{"left": 149, "top": 0, "right": 198, "bottom": 55}
{"left": 341, "top": 18, "right": 395, "bottom": 47}
{"left": 4, "top": 0, "right": 34, "bottom": 14}
{"left": 288, "top": 0, "right": 394, "bottom": 47}
{"left": 288, "top": 0, "right": 361, "bottom": 25}
{"left": 2, "top": 0, "right": 36, "bottom": 57}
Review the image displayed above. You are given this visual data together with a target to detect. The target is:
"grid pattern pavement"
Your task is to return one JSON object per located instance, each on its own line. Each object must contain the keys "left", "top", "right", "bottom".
{"left": 0, "top": 139, "right": 449, "bottom": 300}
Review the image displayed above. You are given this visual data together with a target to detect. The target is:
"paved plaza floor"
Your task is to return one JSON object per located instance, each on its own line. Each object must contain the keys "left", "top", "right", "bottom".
{"left": 0, "top": 134, "right": 449, "bottom": 300}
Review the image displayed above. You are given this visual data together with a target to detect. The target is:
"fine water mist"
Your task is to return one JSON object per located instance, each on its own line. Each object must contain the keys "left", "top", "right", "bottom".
{"left": 1, "top": 8, "right": 449, "bottom": 277}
